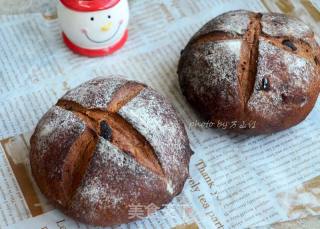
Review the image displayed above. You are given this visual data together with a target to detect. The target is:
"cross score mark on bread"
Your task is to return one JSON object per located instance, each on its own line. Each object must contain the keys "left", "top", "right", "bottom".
{"left": 186, "top": 12, "right": 319, "bottom": 108}
{"left": 55, "top": 80, "right": 166, "bottom": 200}
{"left": 178, "top": 10, "right": 320, "bottom": 134}
{"left": 30, "top": 77, "right": 191, "bottom": 226}
{"left": 57, "top": 82, "right": 164, "bottom": 179}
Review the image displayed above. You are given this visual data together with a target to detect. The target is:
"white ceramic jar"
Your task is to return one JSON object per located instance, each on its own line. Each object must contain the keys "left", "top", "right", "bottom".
{"left": 57, "top": 0, "right": 129, "bottom": 57}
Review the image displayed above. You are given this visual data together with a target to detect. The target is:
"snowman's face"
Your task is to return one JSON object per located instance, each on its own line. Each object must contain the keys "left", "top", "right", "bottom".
{"left": 58, "top": 0, "right": 129, "bottom": 49}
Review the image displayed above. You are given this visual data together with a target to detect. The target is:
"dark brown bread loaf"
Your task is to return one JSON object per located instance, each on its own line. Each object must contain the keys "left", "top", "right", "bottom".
{"left": 30, "top": 77, "right": 192, "bottom": 226}
{"left": 178, "top": 10, "right": 320, "bottom": 134}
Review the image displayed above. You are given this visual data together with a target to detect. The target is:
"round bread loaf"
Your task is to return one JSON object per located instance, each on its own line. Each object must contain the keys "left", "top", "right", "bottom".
{"left": 30, "top": 77, "right": 192, "bottom": 226}
{"left": 178, "top": 10, "right": 320, "bottom": 134}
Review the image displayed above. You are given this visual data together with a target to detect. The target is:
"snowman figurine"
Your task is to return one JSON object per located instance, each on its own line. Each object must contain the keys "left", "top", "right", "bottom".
{"left": 57, "top": 0, "right": 129, "bottom": 57}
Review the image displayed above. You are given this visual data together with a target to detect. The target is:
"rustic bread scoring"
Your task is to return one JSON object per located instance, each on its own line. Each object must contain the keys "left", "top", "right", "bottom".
{"left": 178, "top": 10, "right": 320, "bottom": 134}
{"left": 30, "top": 77, "right": 192, "bottom": 226}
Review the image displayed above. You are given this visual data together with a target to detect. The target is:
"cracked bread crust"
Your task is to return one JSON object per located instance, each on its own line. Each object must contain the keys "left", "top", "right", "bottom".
{"left": 178, "top": 10, "right": 320, "bottom": 134}
{"left": 30, "top": 77, "right": 192, "bottom": 227}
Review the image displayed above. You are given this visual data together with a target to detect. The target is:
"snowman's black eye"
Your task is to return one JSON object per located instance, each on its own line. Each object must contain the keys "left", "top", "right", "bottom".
{"left": 90, "top": 17, "right": 94, "bottom": 21}
{"left": 108, "top": 15, "right": 111, "bottom": 19}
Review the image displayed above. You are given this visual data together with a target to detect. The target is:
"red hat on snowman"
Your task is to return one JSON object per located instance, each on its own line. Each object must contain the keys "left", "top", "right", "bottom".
{"left": 60, "top": 0, "right": 121, "bottom": 12}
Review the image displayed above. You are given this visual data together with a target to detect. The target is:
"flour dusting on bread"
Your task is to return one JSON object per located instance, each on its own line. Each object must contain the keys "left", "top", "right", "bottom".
{"left": 71, "top": 137, "right": 168, "bottom": 222}
{"left": 119, "top": 88, "right": 190, "bottom": 194}
{"left": 62, "top": 77, "right": 127, "bottom": 110}
{"left": 35, "top": 106, "right": 85, "bottom": 156}
{"left": 261, "top": 13, "right": 313, "bottom": 38}
{"left": 178, "top": 10, "right": 320, "bottom": 134}
{"left": 194, "top": 10, "right": 251, "bottom": 37}
{"left": 180, "top": 39, "right": 242, "bottom": 107}
{"left": 30, "top": 77, "right": 192, "bottom": 226}
{"left": 248, "top": 40, "right": 314, "bottom": 118}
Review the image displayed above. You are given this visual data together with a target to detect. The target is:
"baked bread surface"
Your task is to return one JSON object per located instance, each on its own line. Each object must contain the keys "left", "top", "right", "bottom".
{"left": 178, "top": 10, "right": 320, "bottom": 134}
{"left": 30, "top": 77, "right": 192, "bottom": 226}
